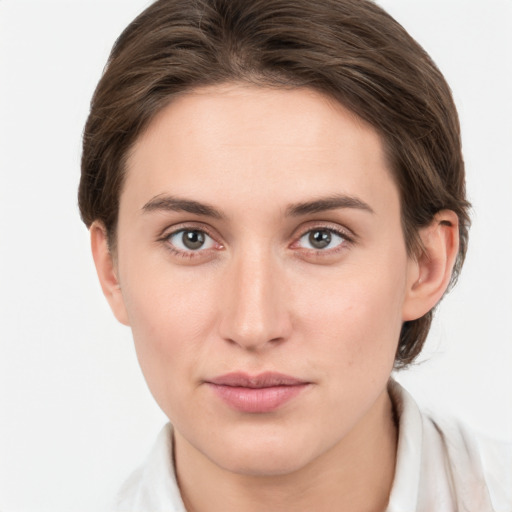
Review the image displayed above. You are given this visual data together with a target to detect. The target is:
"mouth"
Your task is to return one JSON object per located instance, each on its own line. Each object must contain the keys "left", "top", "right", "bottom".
{"left": 205, "top": 372, "right": 311, "bottom": 413}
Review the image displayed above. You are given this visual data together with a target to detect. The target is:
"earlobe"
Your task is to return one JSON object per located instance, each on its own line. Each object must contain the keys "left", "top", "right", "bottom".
{"left": 90, "top": 221, "right": 130, "bottom": 326}
{"left": 402, "top": 210, "right": 459, "bottom": 321}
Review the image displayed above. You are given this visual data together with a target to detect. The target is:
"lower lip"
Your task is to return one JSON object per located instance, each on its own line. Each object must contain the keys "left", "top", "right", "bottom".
{"left": 207, "top": 383, "right": 308, "bottom": 413}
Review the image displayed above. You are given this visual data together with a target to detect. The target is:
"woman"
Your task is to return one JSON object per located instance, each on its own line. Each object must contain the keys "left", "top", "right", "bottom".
{"left": 79, "top": 0, "right": 511, "bottom": 510}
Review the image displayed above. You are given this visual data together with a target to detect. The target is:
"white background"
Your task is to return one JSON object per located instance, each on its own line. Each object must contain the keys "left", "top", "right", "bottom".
{"left": 0, "top": 1, "right": 511, "bottom": 511}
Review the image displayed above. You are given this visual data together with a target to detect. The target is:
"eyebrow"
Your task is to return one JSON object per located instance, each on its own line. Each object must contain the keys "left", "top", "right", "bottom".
{"left": 142, "top": 195, "right": 224, "bottom": 219}
{"left": 285, "top": 194, "right": 374, "bottom": 216}
{"left": 141, "top": 193, "right": 374, "bottom": 219}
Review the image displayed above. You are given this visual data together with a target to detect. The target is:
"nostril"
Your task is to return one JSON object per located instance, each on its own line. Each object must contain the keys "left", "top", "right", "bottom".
{"left": 223, "top": 334, "right": 285, "bottom": 351}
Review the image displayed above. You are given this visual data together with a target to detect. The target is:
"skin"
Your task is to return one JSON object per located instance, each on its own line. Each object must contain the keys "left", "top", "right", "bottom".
{"left": 91, "top": 83, "right": 459, "bottom": 512}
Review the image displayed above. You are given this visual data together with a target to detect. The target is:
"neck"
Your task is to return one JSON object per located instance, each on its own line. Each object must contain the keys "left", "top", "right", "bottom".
{"left": 175, "top": 388, "right": 398, "bottom": 512}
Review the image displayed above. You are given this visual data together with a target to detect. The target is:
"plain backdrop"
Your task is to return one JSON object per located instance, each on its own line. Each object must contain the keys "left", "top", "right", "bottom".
{"left": 0, "top": 1, "right": 511, "bottom": 511}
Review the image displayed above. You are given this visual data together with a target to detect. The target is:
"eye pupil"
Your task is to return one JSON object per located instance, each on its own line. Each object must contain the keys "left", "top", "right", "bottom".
{"left": 182, "top": 230, "right": 205, "bottom": 250}
{"left": 309, "top": 230, "right": 331, "bottom": 249}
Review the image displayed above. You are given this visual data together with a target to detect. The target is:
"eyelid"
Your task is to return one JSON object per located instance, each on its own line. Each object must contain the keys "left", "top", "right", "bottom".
{"left": 158, "top": 222, "right": 224, "bottom": 256}
{"left": 168, "top": 229, "right": 216, "bottom": 251}
{"left": 289, "top": 222, "right": 355, "bottom": 256}
{"left": 293, "top": 222, "right": 355, "bottom": 244}
{"left": 158, "top": 221, "right": 221, "bottom": 242}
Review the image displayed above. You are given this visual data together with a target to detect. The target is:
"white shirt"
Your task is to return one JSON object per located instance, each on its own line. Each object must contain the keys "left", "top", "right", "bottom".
{"left": 114, "top": 382, "right": 512, "bottom": 511}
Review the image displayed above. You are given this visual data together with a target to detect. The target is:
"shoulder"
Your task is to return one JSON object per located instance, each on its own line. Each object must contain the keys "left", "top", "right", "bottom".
{"left": 388, "top": 380, "right": 512, "bottom": 512}
{"left": 425, "top": 411, "right": 512, "bottom": 512}
{"left": 476, "top": 430, "right": 512, "bottom": 510}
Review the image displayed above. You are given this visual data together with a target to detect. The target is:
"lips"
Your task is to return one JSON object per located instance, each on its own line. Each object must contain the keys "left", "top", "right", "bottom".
{"left": 205, "top": 372, "right": 310, "bottom": 413}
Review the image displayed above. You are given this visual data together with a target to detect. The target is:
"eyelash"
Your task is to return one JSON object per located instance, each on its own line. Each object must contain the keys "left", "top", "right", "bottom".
{"left": 292, "top": 225, "right": 353, "bottom": 257}
{"left": 158, "top": 224, "right": 221, "bottom": 260}
{"left": 292, "top": 226, "right": 352, "bottom": 248}
{"left": 159, "top": 224, "right": 354, "bottom": 260}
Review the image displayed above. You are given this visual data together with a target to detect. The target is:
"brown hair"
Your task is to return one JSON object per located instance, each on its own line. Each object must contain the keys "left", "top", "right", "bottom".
{"left": 79, "top": 0, "right": 470, "bottom": 368}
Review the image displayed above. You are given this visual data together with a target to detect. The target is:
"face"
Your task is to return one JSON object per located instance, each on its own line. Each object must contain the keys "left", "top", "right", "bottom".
{"left": 110, "top": 84, "right": 417, "bottom": 475}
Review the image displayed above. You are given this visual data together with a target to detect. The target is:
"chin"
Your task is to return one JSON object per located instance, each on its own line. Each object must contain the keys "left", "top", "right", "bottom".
{"left": 203, "top": 427, "right": 322, "bottom": 477}
{"left": 218, "top": 449, "right": 312, "bottom": 477}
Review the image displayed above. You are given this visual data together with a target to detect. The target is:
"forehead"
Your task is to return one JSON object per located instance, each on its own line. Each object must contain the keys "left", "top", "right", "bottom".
{"left": 123, "top": 83, "right": 399, "bottom": 219}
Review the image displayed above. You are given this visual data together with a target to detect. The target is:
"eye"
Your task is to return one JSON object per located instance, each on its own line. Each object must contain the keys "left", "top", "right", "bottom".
{"left": 167, "top": 229, "right": 216, "bottom": 252}
{"left": 297, "top": 228, "right": 346, "bottom": 250}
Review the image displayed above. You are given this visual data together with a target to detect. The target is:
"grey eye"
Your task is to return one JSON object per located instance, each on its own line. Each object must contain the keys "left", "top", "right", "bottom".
{"left": 183, "top": 230, "right": 205, "bottom": 249}
{"left": 168, "top": 229, "right": 215, "bottom": 251}
{"left": 298, "top": 229, "right": 345, "bottom": 250}
{"left": 309, "top": 230, "right": 331, "bottom": 249}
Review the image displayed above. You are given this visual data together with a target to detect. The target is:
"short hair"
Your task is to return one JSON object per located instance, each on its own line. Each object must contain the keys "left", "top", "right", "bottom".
{"left": 79, "top": 0, "right": 470, "bottom": 368}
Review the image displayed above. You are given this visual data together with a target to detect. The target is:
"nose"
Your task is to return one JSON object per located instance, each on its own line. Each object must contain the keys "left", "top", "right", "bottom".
{"left": 218, "top": 247, "right": 292, "bottom": 351}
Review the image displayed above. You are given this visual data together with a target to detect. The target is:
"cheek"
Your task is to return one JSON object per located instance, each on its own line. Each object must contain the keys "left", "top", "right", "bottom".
{"left": 119, "top": 263, "right": 219, "bottom": 412}
{"left": 294, "top": 257, "right": 407, "bottom": 370}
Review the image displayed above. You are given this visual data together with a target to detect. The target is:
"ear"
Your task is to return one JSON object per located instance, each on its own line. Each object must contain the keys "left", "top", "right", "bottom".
{"left": 90, "top": 221, "right": 130, "bottom": 326}
{"left": 402, "top": 210, "right": 459, "bottom": 321}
